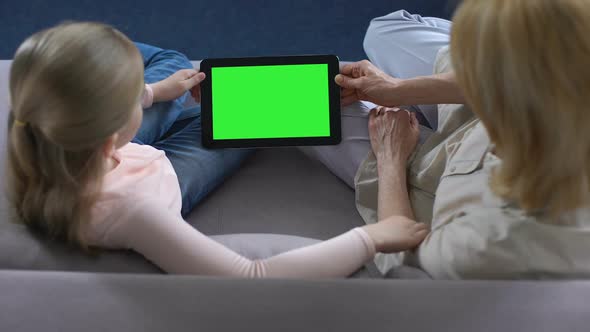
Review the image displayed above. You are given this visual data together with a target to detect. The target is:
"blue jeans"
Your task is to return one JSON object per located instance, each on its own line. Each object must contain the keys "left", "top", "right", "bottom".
{"left": 132, "top": 42, "right": 253, "bottom": 217}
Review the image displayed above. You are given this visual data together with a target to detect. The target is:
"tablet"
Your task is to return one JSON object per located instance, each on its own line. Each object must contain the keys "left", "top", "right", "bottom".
{"left": 199, "top": 55, "right": 341, "bottom": 148}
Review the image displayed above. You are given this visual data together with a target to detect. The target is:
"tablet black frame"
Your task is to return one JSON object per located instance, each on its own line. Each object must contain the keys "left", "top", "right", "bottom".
{"left": 200, "top": 55, "right": 341, "bottom": 149}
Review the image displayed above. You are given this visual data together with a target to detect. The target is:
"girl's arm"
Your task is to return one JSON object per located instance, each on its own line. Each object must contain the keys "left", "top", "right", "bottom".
{"left": 106, "top": 198, "right": 377, "bottom": 278}
{"left": 134, "top": 42, "right": 202, "bottom": 107}
{"left": 141, "top": 70, "right": 205, "bottom": 108}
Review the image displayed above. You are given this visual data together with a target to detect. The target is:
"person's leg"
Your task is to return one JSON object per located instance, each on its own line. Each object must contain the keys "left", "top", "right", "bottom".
{"left": 299, "top": 101, "right": 432, "bottom": 188}
{"left": 300, "top": 10, "right": 447, "bottom": 187}
{"left": 363, "top": 9, "right": 452, "bottom": 128}
{"left": 133, "top": 42, "right": 196, "bottom": 145}
{"left": 299, "top": 102, "right": 372, "bottom": 188}
{"left": 153, "top": 111, "right": 254, "bottom": 217}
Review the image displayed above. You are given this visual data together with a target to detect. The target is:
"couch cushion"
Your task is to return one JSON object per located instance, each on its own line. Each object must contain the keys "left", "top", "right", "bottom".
{"left": 186, "top": 148, "right": 366, "bottom": 239}
{"left": 0, "top": 214, "right": 323, "bottom": 273}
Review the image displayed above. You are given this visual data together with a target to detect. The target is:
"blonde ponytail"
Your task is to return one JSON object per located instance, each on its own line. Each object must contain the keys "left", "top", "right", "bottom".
{"left": 7, "top": 22, "right": 144, "bottom": 247}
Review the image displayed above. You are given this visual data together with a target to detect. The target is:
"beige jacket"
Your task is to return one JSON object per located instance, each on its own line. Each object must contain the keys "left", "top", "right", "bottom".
{"left": 355, "top": 47, "right": 590, "bottom": 279}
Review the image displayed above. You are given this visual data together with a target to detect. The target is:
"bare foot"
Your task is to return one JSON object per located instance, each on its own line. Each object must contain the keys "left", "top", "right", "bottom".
{"left": 363, "top": 216, "right": 429, "bottom": 253}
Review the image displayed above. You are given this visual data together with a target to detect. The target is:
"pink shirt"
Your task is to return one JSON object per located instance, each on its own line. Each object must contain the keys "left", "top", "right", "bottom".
{"left": 82, "top": 142, "right": 376, "bottom": 278}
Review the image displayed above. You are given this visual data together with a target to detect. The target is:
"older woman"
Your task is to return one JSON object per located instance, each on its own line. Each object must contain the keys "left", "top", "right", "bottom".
{"left": 304, "top": 0, "right": 590, "bottom": 279}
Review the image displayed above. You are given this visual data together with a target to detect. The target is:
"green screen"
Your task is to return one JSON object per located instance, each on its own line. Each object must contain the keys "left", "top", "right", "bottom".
{"left": 211, "top": 64, "right": 331, "bottom": 140}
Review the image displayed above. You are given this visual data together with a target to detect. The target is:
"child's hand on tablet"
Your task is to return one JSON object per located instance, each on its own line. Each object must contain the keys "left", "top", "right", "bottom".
{"left": 151, "top": 69, "right": 206, "bottom": 103}
{"left": 190, "top": 82, "right": 202, "bottom": 103}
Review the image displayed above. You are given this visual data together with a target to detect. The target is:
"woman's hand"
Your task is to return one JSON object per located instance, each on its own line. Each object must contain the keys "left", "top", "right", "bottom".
{"left": 368, "top": 107, "right": 420, "bottom": 165}
{"left": 336, "top": 60, "right": 402, "bottom": 107}
{"left": 150, "top": 69, "right": 206, "bottom": 103}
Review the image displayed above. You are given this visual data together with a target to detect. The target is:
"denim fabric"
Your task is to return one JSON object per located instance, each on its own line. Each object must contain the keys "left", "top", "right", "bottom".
{"left": 133, "top": 42, "right": 253, "bottom": 216}
{"left": 153, "top": 115, "right": 252, "bottom": 216}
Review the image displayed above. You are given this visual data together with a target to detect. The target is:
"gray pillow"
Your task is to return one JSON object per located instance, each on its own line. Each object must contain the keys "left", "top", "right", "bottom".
{"left": 384, "top": 266, "right": 432, "bottom": 279}
{"left": 0, "top": 212, "right": 320, "bottom": 273}
{"left": 0, "top": 210, "right": 378, "bottom": 277}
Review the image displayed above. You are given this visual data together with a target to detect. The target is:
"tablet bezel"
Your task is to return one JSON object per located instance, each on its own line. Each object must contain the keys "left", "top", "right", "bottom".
{"left": 200, "top": 55, "right": 341, "bottom": 149}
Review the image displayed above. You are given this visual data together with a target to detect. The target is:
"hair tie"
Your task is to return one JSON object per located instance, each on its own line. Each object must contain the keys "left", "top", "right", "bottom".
{"left": 14, "top": 119, "right": 27, "bottom": 127}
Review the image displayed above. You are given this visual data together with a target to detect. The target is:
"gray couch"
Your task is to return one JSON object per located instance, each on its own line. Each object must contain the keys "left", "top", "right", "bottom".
{"left": 1, "top": 60, "right": 588, "bottom": 331}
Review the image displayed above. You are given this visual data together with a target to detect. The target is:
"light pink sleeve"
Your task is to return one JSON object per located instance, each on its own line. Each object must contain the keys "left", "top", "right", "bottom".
{"left": 105, "top": 198, "right": 376, "bottom": 278}
{"left": 141, "top": 84, "right": 154, "bottom": 109}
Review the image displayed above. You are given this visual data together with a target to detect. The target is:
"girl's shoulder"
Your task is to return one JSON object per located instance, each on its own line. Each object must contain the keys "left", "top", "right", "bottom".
{"left": 85, "top": 194, "right": 174, "bottom": 248}
{"left": 118, "top": 142, "right": 165, "bottom": 160}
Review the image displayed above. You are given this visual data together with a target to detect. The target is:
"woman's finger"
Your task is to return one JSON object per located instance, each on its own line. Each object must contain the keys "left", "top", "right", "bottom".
{"left": 410, "top": 112, "right": 418, "bottom": 127}
{"left": 369, "top": 107, "right": 380, "bottom": 119}
{"left": 335, "top": 74, "right": 364, "bottom": 89}
{"left": 341, "top": 88, "right": 355, "bottom": 97}
{"left": 341, "top": 95, "right": 358, "bottom": 106}
{"left": 340, "top": 61, "right": 363, "bottom": 76}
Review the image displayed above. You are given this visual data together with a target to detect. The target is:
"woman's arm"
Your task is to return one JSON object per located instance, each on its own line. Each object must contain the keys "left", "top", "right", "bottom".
{"left": 395, "top": 72, "right": 465, "bottom": 106}
{"left": 336, "top": 60, "right": 464, "bottom": 107}
{"left": 377, "top": 158, "right": 414, "bottom": 221}
{"left": 414, "top": 208, "right": 535, "bottom": 280}
{"left": 368, "top": 107, "right": 421, "bottom": 221}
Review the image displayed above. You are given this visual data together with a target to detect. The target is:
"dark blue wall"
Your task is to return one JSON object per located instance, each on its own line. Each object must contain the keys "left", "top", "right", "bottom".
{"left": 0, "top": 0, "right": 457, "bottom": 60}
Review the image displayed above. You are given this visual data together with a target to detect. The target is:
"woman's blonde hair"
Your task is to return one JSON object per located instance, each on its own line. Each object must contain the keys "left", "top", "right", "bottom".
{"left": 451, "top": 0, "right": 590, "bottom": 216}
{"left": 7, "top": 22, "right": 144, "bottom": 247}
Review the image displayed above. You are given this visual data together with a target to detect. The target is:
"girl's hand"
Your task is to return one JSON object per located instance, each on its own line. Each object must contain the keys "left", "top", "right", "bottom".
{"left": 335, "top": 60, "right": 402, "bottom": 107}
{"left": 151, "top": 69, "right": 206, "bottom": 103}
{"left": 363, "top": 215, "right": 429, "bottom": 253}
{"left": 368, "top": 106, "right": 420, "bottom": 165}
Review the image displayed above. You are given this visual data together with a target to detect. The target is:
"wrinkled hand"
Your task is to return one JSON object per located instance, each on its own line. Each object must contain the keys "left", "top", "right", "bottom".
{"left": 335, "top": 60, "right": 402, "bottom": 107}
{"left": 151, "top": 69, "right": 206, "bottom": 103}
{"left": 368, "top": 106, "right": 420, "bottom": 163}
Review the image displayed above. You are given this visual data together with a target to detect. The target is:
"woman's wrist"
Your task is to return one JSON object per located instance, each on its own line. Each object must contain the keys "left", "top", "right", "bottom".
{"left": 395, "top": 72, "right": 464, "bottom": 106}
{"left": 377, "top": 153, "right": 407, "bottom": 172}
{"left": 393, "top": 77, "right": 429, "bottom": 106}
{"left": 380, "top": 77, "right": 405, "bottom": 107}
